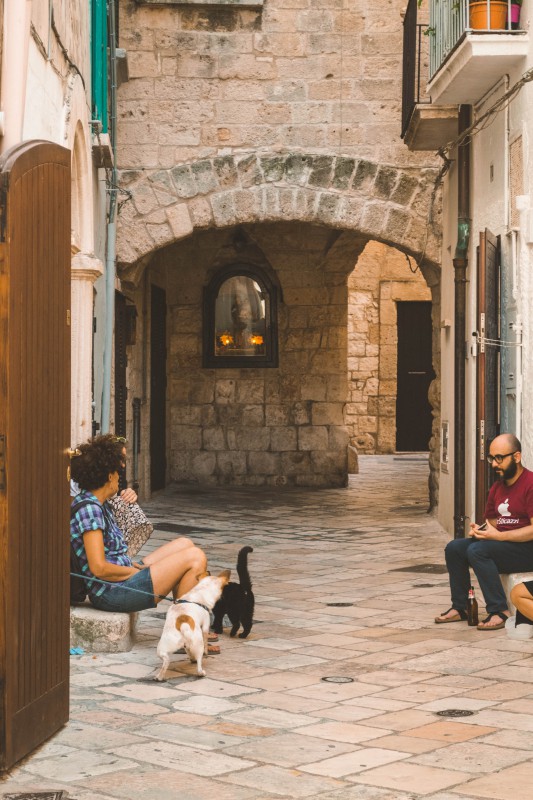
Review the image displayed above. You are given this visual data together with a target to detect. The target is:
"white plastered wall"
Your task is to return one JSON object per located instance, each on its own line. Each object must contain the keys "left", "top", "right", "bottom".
{"left": 2, "top": 2, "right": 104, "bottom": 447}
{"left": 439, "top": 60, "right": 533, "bottom": 535}
{"left": 437, "top": 160, "right": 457, "bottom": 535}
{"left": 0, "top": 0, "right": 32, "bottom": 153}
{"left": 513, "top": 78, "right": 533, "bottom": 467}
{"left": 465, "top": 82, "right": 508, "bottom": 526}
{"left": 22, "top": 40, "right": 65, "bottom": 142}
{"left": 64, "top": 78, "right": 104, "bottom": 447}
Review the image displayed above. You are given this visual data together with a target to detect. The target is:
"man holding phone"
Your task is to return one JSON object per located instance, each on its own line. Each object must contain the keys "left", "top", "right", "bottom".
{"left": 435, "top": 433, "right": 533, "bottom": 630}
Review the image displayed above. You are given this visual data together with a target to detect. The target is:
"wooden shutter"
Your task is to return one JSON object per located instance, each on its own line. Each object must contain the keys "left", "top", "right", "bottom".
{"left": 476, "top": 229, "right": 501, "bottom": 521}
{"left": 0, "top": 141, "right": 71, "bottom": 770}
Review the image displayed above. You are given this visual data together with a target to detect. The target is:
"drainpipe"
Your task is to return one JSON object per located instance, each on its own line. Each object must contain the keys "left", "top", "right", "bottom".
{"left": 0, "top": 0, "right": 32, "bottom": 151}
{"left": 101, "top": 0, "right": 118, "bottom": 433}
{"left": 453, "top": 104, "right": 472, "bottom": 538}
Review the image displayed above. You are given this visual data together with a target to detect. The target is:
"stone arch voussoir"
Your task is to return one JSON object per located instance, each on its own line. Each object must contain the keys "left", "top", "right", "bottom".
{"left": 117, "top": 152, "right": 441, "bottom": 279}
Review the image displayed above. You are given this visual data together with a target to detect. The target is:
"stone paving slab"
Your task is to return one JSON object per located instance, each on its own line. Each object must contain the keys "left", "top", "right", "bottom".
{"left": 2, "top": 455, "right": 533, "bottom": 799}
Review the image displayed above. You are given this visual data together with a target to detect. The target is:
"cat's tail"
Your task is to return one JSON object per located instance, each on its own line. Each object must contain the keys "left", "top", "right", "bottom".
{"left": 236, "top": 546, "right": 253, "bottom": 592}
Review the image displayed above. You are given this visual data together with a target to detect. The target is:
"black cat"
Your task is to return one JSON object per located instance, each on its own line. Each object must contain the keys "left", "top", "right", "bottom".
{"left": 212, "top": 546, "right": 254, "bottom": 638}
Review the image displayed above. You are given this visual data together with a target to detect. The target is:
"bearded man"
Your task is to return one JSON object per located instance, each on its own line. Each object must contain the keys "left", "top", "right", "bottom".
{"left": 435, "top": 433, "right": 533, "bottom": 630}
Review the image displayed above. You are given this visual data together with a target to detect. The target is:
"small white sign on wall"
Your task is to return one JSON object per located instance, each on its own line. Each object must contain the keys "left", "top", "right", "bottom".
{"left": 441, "top": 421, "right": 449, "bottom": 473}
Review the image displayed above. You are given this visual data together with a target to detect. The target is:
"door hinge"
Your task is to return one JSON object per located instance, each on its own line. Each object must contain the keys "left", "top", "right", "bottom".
{"left": 0, "top": 172, "right": 9, "bottom": 243}
{"left": 0, "top": 434, "right": 6, "bottom": 491}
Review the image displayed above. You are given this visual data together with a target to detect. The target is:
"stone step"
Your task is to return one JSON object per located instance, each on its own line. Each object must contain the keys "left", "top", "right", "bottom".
{"left": 70, "top": 603, "right": 138, "bottom": 653}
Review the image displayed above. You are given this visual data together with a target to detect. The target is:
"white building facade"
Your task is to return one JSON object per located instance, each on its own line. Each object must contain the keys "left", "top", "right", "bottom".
{"left": 403, "top": 0, "right": 533, "bottom": 534}
{"left": 0, "top": 0, "right": 110, "bottom": 448}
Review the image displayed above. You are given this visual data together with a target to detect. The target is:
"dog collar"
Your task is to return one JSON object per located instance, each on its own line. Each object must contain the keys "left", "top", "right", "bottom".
{"left": 173, "top": 599, "right": 210, "bottom": 614}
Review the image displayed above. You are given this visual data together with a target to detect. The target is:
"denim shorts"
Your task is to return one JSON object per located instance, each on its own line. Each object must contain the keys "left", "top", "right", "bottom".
{"left": 89, "top": 567, "right": 157, "bottom": 612}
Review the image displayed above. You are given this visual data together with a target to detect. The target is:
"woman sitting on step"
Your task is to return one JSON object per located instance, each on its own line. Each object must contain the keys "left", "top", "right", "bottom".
{"left": 69, "top": 435, "right": 220, "bottom": 651}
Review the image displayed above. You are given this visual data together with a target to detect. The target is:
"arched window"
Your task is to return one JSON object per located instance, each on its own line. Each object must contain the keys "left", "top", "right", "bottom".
{"left": 203, "top": 264, "right": 278, "bottom": 368}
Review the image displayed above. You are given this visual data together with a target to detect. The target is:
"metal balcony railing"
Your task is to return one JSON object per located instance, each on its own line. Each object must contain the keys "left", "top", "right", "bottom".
{"left": 402, "top": 0, "right": 431, "bottom": 139}
{"left": 429, "top": 0, "right": 520, "bottom": 79}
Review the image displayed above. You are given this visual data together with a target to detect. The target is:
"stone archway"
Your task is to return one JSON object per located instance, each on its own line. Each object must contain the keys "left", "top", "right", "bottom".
{"left": 117, "top": 151, "right": 441, "bottom": 282}
{"left": 116, "top": 152, "right": 442, "bottom": 503}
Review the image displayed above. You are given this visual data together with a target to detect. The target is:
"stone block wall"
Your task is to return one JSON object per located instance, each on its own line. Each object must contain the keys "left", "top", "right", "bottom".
{"left": 347, "top": 241, "right": 431, "bottom": 453}
{"left": 118, "top": 0, "right": 437, "bottom": 169}
{"left": 116, "top": 0, "right": 443, "bottom": 500}
{"left": 143, "top": 223, "right": 367, "bottom": 487}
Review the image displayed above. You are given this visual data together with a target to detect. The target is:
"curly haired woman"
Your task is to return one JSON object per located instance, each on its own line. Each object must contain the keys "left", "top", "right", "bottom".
{"left": 70, "top": 435, "right": 210, "bottom": 617}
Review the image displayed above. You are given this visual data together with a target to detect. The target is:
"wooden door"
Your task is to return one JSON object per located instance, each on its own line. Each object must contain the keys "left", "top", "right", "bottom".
{"left": 150, "top": 285, "right": 167, "bottom": 491}
{"left": 396, "top": 301, "right": 434, "bottom": 451}
{"left": 0, "top": 141, "right": 71, "bottom": 771}
{"left": 476, "top": 230, "right": 501, "bottom": 521}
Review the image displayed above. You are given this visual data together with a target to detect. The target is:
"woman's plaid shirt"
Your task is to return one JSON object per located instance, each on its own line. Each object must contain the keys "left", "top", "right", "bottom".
{"left": 70, "top": 491, "right": 132, "bottom": 598}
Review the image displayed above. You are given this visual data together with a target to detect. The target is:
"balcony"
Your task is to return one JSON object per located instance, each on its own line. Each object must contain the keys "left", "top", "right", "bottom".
{"left": 402, "top": 0, "right": 459, "bottom": 150}
{"left": 427, "top": 0, "right": 528, "bottom": 104}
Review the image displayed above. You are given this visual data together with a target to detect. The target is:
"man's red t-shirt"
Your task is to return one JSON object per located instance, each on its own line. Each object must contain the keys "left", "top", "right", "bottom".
{"left": 484, "top": 467, "right": 533, "bottom": 531}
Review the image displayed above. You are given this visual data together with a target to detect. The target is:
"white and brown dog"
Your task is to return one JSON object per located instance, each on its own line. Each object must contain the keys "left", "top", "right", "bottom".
{"left": 155, "top": 570, "right": 230, "bottom": 680}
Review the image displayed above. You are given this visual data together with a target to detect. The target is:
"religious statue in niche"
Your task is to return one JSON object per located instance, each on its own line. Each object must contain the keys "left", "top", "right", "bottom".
{"left": 215, "top": 275, "right": 266, "bottom": 356}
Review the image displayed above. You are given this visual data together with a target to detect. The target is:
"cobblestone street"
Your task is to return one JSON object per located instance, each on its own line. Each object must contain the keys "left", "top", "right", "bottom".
{"left": 3, "top": 455, "right": 533, "bottom": 800}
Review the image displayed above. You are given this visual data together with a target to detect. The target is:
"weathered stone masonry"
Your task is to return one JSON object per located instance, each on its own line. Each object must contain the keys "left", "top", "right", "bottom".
{"left": 146, "top": 223, "right": 361, "bottom": 487}
{"left": 117, "top": 0, "right": 443, "bottom": 495}
{"left": 117, "top": 152, "right": 440, "bottom": 270}
{"left": 118, "top": 154, "right": 441, "bottom": 490}
{"left": 347, "top": 241, "right": 432, "bottom": 456}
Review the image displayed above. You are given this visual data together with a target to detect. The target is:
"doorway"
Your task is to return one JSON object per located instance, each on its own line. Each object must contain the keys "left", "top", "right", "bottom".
{"left": 396, "top": 301, "right": 434, "bottom": 451}
{"left": 475, "top": 230, "right": 500, "bottom": 520}
{"left": 150, "top": 285, "right": 167, "bottom": 491}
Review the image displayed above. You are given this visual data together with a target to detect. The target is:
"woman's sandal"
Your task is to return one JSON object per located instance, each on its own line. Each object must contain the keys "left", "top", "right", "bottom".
{"left": 477, "top": 611, "right": 509, "bottom": 631}
{"left": 434, "top": 607, "right": 468, "bottom": 624}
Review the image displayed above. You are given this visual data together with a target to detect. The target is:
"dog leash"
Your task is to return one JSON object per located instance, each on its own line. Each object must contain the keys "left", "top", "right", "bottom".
{"left": 70, "top": 571, "right": 214, "bottom": 610}
{"left": 174, "top": 598, "right": 210, "bottom": 613}
{"left": 70, "top": 571, "right": 173, "bottom": 602}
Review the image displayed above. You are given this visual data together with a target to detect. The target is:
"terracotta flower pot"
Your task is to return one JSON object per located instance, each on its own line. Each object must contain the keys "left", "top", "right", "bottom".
{"left": 510, "top": 2, "right": 521, "bottom": 28}
{"left": 469, "top": 0, "right": 508, "bottom": 29}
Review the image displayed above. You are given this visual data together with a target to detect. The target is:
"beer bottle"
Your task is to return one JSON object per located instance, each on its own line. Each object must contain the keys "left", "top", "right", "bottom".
{"left": 467, "top": 586, "right": 479, "bottom": 626}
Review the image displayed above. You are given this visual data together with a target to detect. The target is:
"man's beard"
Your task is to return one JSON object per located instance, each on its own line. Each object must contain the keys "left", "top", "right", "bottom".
{"left": 496, "top": 459, "right": 519, "bottom": 482}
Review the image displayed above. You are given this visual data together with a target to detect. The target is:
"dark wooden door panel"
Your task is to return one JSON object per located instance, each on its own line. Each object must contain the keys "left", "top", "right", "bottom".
{"left": 150, "top": 285, "right": 167, "bottom": 492}
{"left": 0, "top": 141, "right": 71, "bottom": 771}
{"left": 396, "top": 301, "right": 434, "bottom": 451}
{"left": 476, "top": 230, "right": 500, "bottom": 521}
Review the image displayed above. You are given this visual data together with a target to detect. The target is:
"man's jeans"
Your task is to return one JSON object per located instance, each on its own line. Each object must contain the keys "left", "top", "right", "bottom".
{"left": 445, "top": 537, "right": 533, "bottom": 614}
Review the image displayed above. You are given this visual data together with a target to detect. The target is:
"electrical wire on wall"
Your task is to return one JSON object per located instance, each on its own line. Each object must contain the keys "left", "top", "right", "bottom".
{"left": 473, "top": 333, "right": 522, "bottom": 349}
{"left": 405, "top": 252, "right": 419, "bottom": 273}
{"left": 414, "top": 65, "right": 533, "bottom": 270}
{"left": 100, "top": 0, "right": 119, "bottom": 433}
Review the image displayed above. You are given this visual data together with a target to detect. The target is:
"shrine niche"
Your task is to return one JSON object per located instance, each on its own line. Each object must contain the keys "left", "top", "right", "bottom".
{"left": 203, "top": 264, "right": 278, "bottom": 369}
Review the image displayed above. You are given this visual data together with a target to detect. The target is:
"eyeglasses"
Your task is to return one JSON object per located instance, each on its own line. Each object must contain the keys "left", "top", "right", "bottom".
{"left": 487, "top": 451, "right": 518, "bottom": 465}
{"left": 113, "top": 436, "right": 127, "bottom": 444}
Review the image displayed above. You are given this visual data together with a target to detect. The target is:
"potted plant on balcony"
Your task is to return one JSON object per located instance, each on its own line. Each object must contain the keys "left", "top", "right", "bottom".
{"left": 510, "top": 0, "right": 522, "bottom": 29}
{"left": 469, "top": 0, "right": 509, "bottom": 29}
